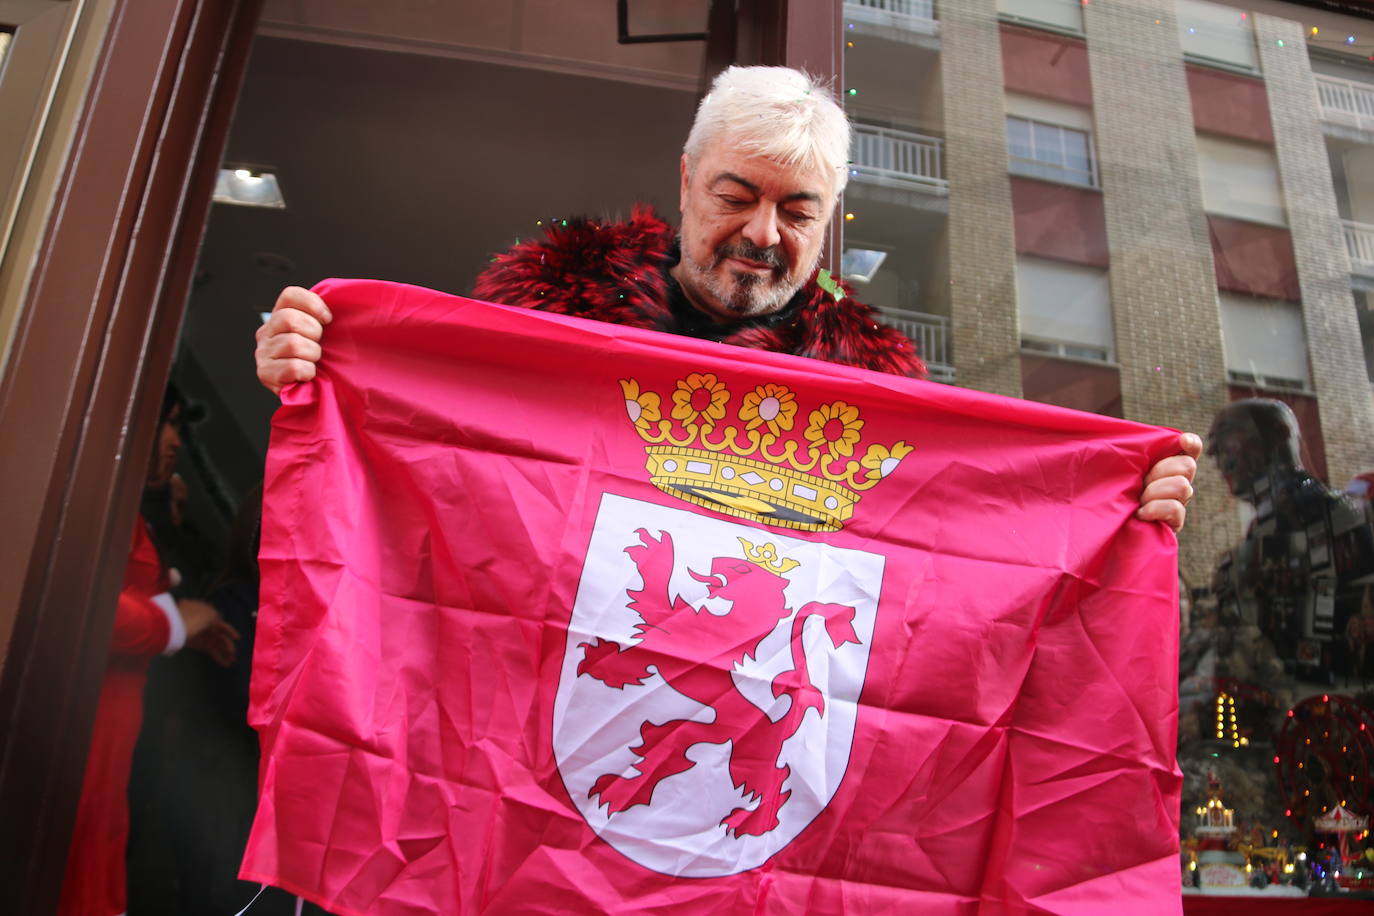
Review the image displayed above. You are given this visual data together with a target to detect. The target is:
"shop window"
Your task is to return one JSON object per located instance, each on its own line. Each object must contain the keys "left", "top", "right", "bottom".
{"left": 1197, "top": 134, "right": 1287, "bottom": 226}
{"left": 1016, "top": 256, "right": 1114, "bottom": 360}
{"left": 1006, "top": 94, "right": 1097, "bottom": 188}
{"left": 997, "top": 0, "right": 1083, "bottom": 34}
{"left": 1177, "top": 0, "right": 1259, "bottom": 72}
{"left": 1219, "top": 292, "right": 1311, "bottom": 390}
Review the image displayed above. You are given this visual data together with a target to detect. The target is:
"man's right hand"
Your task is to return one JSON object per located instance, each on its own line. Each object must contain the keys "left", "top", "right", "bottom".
{"left": 255, "top": 286, "right": 332, "bottom": 395}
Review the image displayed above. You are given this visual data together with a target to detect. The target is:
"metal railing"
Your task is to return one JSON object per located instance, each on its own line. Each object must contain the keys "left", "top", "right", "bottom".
{"left": 851, "top": 124, "right": 946, "bottom": 190}
{"left": 845, "top": 0, "right": 936, "bottom": 22}
{"left": 1344, "top": 219, "right": 1374, "bottom": 272}
{"left": 882, "top": 308, "right": 953, "bottom": 381}
{"left": 1317, "top": 74, "right": 1374, "bottom": 131}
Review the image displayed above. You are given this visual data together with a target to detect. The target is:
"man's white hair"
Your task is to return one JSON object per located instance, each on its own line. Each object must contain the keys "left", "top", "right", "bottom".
{"left": 684, "top": 66, "right": 851, "bottom": 195}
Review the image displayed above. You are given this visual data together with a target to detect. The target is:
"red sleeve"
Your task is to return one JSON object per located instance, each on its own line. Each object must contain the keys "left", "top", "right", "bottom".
{"left": 108, "top": 517, "right": 173, "bottom": 656}
{"left": 108, "top": 588, "right": 172, "bottom": 656}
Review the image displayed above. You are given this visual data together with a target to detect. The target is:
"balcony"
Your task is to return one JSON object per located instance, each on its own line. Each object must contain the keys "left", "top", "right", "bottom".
{"left": 844, "top": 0, "right": 938, "bottom": 36}
{"left": 1317, "top": 74, "right": 1374, "bottom": 134}
{"left": 881, "top": 308, "right": 954, "bottom": 382}
{"left": 851, "top": 125, "right": 946, "bottom": 194}
{"left": 1345, "top": 219, "right": 1374, "bottom": 277}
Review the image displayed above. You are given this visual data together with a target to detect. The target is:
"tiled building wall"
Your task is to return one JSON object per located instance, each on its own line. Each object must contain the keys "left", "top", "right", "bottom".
{"left": 940, "top": 0, "right": 1022, "bottom": 397}
{"left": 1258, "top": 14, "right": 1374, "bottom": 490}
{"left": 1083, "top": 0, "right": 1235, "bottom": 585}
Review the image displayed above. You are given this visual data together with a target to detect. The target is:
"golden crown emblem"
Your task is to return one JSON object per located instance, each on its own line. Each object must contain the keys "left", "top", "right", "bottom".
{"left": 737, "top": 538, "right": 801, "bottom": 575}
{"left": 620, "top": 373, "right": 912, "bottom": 532}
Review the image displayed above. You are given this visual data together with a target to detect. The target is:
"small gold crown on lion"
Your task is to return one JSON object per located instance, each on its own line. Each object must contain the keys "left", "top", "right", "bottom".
{"left": 619, "top": 373, "right": 913, "bottom": 532}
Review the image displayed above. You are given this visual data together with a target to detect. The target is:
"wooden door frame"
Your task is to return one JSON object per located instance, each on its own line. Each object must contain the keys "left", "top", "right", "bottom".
{"left": 0, "top": 0, "right": 261, "bottom": 908}
{"left": 0, "top": 0, "right": 840, "bottom": 907}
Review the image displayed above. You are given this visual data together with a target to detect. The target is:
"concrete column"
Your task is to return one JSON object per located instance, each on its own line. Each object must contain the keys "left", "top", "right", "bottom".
{"left": 940, "top": 0, "right": 1022, "bottom": 397}
{"left": 1258, "top": 14, "right": 1374, "bottom": 489}
{"left": 1084, "top": 0, "right": 1235, "bottom": 585}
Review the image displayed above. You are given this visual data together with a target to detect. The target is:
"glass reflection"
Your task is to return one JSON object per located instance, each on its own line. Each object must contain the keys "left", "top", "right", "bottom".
{"left": 1179, "top": 398, "right": 1374, "bottom": 895}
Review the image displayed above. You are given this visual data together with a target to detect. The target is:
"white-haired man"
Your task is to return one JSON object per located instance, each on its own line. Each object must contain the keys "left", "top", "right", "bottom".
{"left": 255, "top": 66, "right": 1199, "bottom": 526}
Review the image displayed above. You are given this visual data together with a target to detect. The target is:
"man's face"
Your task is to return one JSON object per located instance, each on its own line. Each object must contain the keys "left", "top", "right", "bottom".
{"left": 1211, "top": 428, "right": 1263, "bottom": 498}
{"left": 148, "top": 407, "right": 182, "bottom": 487}
{"left": 674, "top": 138, "right": 834, "bottom": 322}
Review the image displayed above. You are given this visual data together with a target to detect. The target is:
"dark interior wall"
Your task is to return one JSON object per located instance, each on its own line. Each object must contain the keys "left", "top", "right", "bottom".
{"left": 182, "top": 36, "right": 698, "bottom": 481}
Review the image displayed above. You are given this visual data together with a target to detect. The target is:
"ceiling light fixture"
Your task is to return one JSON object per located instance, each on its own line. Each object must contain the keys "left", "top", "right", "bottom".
{"left": 214, "top": 167, "right": 286, "bottom": 209}
{"left": 840, "top": 248, "right": 888, "bottom": 284}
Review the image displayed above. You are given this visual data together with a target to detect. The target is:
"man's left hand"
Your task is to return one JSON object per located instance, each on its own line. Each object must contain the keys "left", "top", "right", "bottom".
{"left": 1136, "top": 432, "right": 1202, "bottom": 533}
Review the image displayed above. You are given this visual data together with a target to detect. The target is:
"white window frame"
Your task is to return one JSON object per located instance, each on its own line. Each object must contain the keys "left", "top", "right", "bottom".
{"left": 1006, "top": 115, "right": 1098, "bottom": 188}
{"left": 1218, "top": 293, "right": 1311, "bottom": 391}
{"left": 1196, "top": 134, "right": 1287, "bottom": 227}
{"left": 1015, "top": 256, "right": 1116, "bottom": 361}
{"left": 1020, "top": 336, "right": 1113, "bottom": 364}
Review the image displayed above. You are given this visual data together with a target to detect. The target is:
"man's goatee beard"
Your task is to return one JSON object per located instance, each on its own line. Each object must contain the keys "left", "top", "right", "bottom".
{"left": 679, "top": 237, "right": 813, "bottom": 319}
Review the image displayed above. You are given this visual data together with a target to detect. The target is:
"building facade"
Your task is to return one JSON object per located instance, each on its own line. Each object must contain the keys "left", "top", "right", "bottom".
{"left": 842, "top": 0, "right": 1374, "bottom": 583}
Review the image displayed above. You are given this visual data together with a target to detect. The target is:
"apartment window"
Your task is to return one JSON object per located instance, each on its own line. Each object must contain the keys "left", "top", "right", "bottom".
{"left": 1177, "top": 0, "right": 1259, "bottom": 72}
{"left": 1005, "top": 94, "right": 1096, "bottom": 188}
{"left": 1197, "top": 134, "right": 1286, "bottom": 226}
{"left": 1219, "top": 293, "right": 1311, "bottom": 390}
{"left": 998, "top": 0, "right": 1083, "bottom": 34}
{"left": 1017, "top": 256, "right": 1114, "bottom": 360}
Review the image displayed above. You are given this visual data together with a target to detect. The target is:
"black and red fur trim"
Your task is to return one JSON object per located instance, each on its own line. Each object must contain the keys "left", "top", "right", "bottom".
{"left": 472, "top": 205, "right": 926, "bottom": 378}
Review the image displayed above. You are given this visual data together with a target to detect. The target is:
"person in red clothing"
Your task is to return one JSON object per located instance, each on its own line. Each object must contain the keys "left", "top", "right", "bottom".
{"left": 58, "top": 393, "right": 239, "bottom": 916}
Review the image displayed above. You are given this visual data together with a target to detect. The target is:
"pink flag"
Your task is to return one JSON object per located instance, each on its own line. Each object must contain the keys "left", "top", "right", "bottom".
{"left": 245, "top": 279, "right": 1183, "bottom": 915}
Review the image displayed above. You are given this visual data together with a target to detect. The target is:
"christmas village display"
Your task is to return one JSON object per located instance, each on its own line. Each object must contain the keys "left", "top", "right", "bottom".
{"left": 1178, "top": 558, "right": 1374, "bottom": 896}
{"left": 1178, "top": 693, "right": 1374, "bottom": 896}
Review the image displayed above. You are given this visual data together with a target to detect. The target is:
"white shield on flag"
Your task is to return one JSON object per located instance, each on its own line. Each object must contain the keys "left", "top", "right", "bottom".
{"left": 553, "top": 493, "right": 884, "bottom": 878}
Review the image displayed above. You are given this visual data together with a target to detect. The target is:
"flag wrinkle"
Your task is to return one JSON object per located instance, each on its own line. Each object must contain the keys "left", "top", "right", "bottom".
{"left": 1022, "top": 852, "right": 1182, "bottom": 913}
{"left": 249, "top": 279, "right": 1183, "bottom": 915}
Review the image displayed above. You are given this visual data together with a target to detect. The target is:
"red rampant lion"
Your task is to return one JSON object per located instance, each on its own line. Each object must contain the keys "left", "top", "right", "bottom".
{"left": 577, "top": 529, "right": 860, "bottom": 838}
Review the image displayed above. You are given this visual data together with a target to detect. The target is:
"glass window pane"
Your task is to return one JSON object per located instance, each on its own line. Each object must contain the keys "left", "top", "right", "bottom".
{"left": 848, "top": 1, "right": 1374, "bottom": 908}
{"left": 1061, "top": 129, "right": 1091, "bottom": 176}
{"left": 1007, "top": 116, "right": 1033, "bottom": 159}
{"left": 1031, "top": 122, "right": 1067, "bottom": 166}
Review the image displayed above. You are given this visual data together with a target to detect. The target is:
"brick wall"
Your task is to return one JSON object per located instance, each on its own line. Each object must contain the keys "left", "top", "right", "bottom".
{"left": 941, "top": 0, "right": 1022, "bottom": 397}
{"left": 1083, "top": 0, "right": 1236, "bottom": 585}
{"left": 1257, "top": 14, "right": 1374, "bottom": 491}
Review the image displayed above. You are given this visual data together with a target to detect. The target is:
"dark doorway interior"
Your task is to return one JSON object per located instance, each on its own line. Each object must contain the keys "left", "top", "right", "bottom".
{"left": 121, "top": 24, "right": 703, "bottom": 915}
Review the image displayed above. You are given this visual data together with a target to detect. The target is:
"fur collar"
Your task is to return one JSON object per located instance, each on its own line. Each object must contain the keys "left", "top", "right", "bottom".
{"left": 472, "top": 205, "right": 926, "bottom": 378}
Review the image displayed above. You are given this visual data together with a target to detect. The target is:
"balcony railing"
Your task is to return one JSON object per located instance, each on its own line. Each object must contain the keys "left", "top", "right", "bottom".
{"left": 882, "top": 308, "right": 953, "bottom": 381}
{"left": 851, "top": 125, "right": 946, "bottom": 191}
{"left": 844, "top": 0, "right": 936, "bottom": 26}
{"left": 1317, "top": 74, "right": 1374, "bottom": 132}
{"left": 1344, "top": 219, "right": 1374, "bottom": 273}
